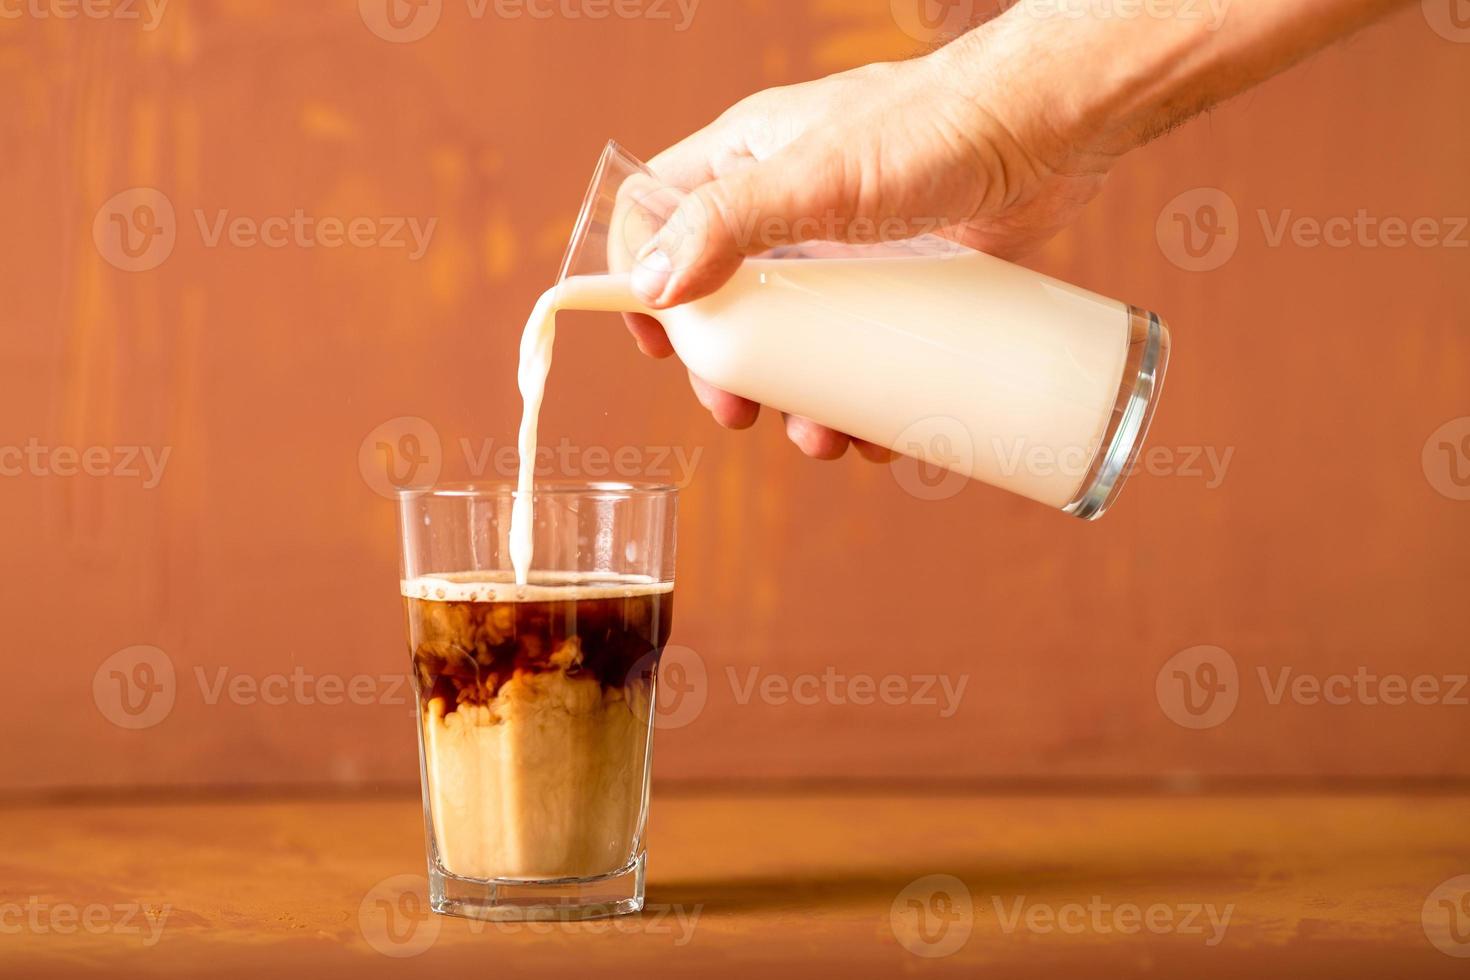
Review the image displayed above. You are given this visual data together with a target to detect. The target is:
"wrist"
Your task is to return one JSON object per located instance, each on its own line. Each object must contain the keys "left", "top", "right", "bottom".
{"left": 937, "top": 0, "right": 1410, "bottom": 161}
{"left": 930, "top": 4, "right": 1221, "bottom": 161}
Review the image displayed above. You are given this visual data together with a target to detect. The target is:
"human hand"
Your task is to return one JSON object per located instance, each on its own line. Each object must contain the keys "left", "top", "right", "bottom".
{"left": 623, "top": 19, "right": 1117, "bottom": 460}
{"left": 625, "top": 0, "right": 1410, "bottom": 460}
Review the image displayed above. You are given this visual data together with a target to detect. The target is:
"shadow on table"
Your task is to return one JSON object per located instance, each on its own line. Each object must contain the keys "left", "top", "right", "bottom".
{"left": 649, "top": 861, "right": 1259, "bottom": 915}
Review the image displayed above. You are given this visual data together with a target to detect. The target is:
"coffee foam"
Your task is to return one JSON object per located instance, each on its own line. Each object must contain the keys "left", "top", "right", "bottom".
{"left": 401, "top": 570, "right": 674, "bottom": 603}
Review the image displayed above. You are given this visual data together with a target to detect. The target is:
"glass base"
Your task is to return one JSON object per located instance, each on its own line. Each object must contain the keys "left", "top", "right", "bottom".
{"left": 429, "top": 854, "right": 646, "bottom": 922}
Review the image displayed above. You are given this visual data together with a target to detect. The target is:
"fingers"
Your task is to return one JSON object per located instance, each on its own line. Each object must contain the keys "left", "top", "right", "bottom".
{"left": 622, "top": 313, "right": 675, "bottom": 359}
{"left": 782, "top": 426, "right": 895, "bottom": 463}
{"left": 783, "top": 415, "right": 850, "bottom": 461}
{"left": 646, "top": 121, "right": 733, "bottom": 191}
{"left": 683, "top": 374, "right": 892, "bottom": 465}
{"left": 648, "top": 101, "right": 774, "bottom": 189}
{"left": 632, "top": 145, "right": 843, "bottom": 308}
{"left": 853, "top": 439, "right": 898, "bottom": 464}
{"left": 648, "top": 130, "right": 747, "bottom": 192}
{"left": 688, "top": 371, "right": 759, "bottom": 430}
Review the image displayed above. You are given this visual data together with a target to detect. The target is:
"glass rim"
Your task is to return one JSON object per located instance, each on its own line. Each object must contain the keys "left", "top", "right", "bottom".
{"left": 395, "top": 480, "right": 679, "bottom": 501}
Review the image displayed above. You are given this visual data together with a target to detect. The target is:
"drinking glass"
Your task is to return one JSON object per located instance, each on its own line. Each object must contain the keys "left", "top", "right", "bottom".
{"left": 396, "top": 482, "right": 677, "bottom": 921}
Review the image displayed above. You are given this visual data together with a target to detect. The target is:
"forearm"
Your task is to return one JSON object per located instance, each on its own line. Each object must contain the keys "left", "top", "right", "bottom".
{"left": 938, "top": 0, "right": 1412, "bottom": 160}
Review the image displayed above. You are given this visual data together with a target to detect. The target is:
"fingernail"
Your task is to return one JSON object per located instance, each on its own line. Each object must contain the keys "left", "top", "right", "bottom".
{"left": 631, "top": 247, "right": 673, "bottom": 304}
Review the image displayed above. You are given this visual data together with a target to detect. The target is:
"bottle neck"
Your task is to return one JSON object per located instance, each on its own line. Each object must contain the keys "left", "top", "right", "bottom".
{"left": 552, "top": 274, "right": 659, "bottom": 317}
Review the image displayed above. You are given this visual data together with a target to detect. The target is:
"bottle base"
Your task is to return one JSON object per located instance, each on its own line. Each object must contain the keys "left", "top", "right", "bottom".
{"left": 1065, "top": 307, "right": 1171, "bottom": 520}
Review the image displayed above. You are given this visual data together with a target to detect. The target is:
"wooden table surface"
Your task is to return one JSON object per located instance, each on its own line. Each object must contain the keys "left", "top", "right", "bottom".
{"left": 4, "top": 789, "right": 1469, "bottom": 977}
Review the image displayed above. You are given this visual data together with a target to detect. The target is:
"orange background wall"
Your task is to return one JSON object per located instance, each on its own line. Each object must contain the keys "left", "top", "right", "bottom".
{"left": 2, "top": 0, "right": 1467, "bottom": 793}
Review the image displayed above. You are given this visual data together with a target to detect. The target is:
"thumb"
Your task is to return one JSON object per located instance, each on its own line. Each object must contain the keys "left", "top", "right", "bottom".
{"left": 630, "top": 148, "right": 844, "bottom": 308}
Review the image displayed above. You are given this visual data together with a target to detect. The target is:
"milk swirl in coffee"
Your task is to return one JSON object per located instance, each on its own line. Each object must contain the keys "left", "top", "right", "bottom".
{"left": 404, "top": 571, "right": 673, "bottom": 880}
